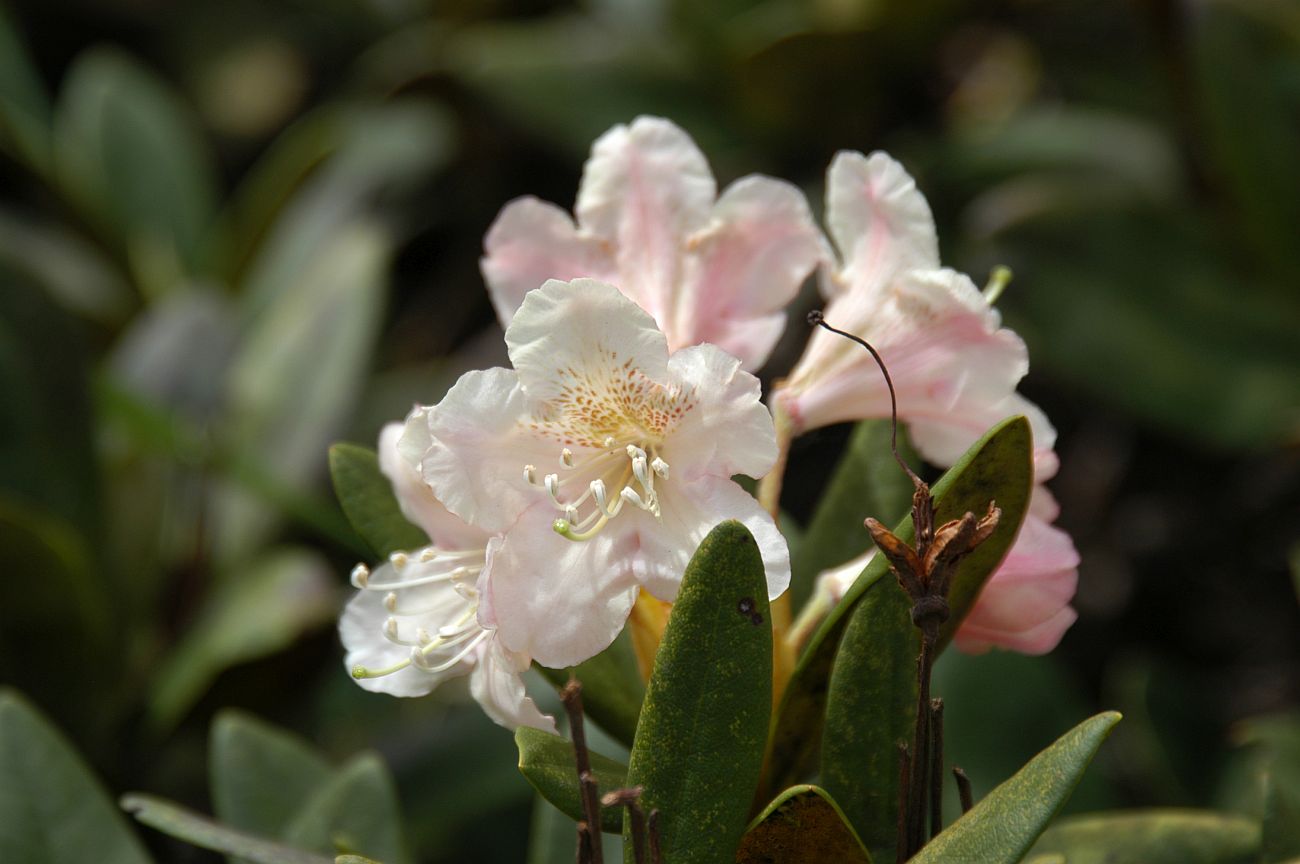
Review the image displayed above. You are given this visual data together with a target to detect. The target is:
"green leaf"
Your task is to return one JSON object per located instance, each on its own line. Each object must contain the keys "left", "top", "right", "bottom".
{"left": 328, "top": 443, "right": 428, "bottom": 558}
{"left": 736, "top": 785, "right": 872, "bottom": 864}
{"left": 820, "top": 415, "right": 1033, "bottom": 853}
{"left": 0, "top": 5, "right": 51, "bottom": 171}
{"left": 789, "top": 420, "right": 917, "bottom": 610}
{"left": 624, "top": 520, "right": 772, "bottom": 864}
{"left": 121, "top": 794, "right": 330, "bottom": 864}
{"left": 535, "top": 627, "right": 646, "bottom": 748}
{"left": 210, "top": 710, "right": 333, "bottom": 844}
{"left": 214, "top": 223, "right": 387, "bottom": 565}
{"left": 910, "top": 712, "right": 1122, "bottom": 864}
{"left": 765, "top": 416, "right": 1033, "bottom": 803}
{"left": 149, "top": 547, "right": 337, "bottom": 727}
{"left": 53, "top": 47, "right": 218, "bottom": 287}
{"left": 1026, "top": 809, "right": 1260, "bottom": 864}
{"left": 282, "top": 754, "right": 411, "bottom": 864}
{"left": 0, "top": 690, "right": 152, "bottom": 864}
{"left": 515, "top": 727, "right": 628, "bottom": 834}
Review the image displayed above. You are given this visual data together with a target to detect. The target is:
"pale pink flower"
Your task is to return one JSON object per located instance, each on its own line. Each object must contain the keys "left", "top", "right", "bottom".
{"left": 481, "top": 116, "right": 823, "bottom": 372}
{"left": 780, "top": 150, "right": 1078, "bottom": 653}
{"left": 340, "top": 423, "right": 554, "bottom": 732}
{"left": 404, "top": 278, "right": 789, "bottom": 668}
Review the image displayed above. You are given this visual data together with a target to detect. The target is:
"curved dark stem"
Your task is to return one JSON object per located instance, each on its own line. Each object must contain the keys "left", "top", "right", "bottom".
{"left": 807, "top": 310, "right": 925, "bottom": 491}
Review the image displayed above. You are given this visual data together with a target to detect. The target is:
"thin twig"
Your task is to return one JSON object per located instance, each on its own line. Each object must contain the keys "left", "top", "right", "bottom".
{"left": 647, "top": 809, "right": 663, "bottom": 864}
{"left": 562, "top": 679, "right": 604, "bottom": 864}
{"left": 953, "top": 767, "right": 974, "bottom": 814}
{"left": 929, "top": 699, "right": 944, "bottom": 839}
{"left": 896, "top": 742, "right": 912, "bottom": 864}
{"left": 602, "top": 788, "right": 647, "bottom": 864}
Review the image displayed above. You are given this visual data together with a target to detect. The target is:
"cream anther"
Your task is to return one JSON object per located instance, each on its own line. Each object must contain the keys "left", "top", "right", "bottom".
{"left": 651, "top": 457, "right": 670, "bottom": 478}
{"left": 389, "top": 552, "right": 408, "bottom": 570}
{"left": 350, "top": 564, "right": 370, "bottom": 588}
{"left": 384, "top": 592, "right": 398, "bottom": 612}
{"left": 419, "top": 548, "right": 436, "bottom": 562}
{"left": 524, "top": 464, "right": 538, "bottom": 485}
{"left": 561, "top": 448, "right": 575, "bottom": 468}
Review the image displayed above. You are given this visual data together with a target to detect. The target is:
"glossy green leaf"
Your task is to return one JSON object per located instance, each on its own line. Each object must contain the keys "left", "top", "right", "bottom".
{"left": 53, "top": 48, "right": 218, "bottom": 286}
{"left": 766, "top": 416, "right": 1033, "bottom": 802}
{"left": 149, "top": 548, "right": 337, "bottom": 727}
{"left": 214, "top": 223, "right": 387, "bottom": 566}
{"left": 328, "top": 443, "right": 428, "bottom": 559}
{"left": 122, "top": 794, "right": 329, "bottom": 864}
{"left": 0, "top": 690, "right": 152, "bottom": 864}
{"left": 910, "top": 711, "right": 1122, "bottom": 864}
{"left": 736, "top": 785, "right": 872, "bottom": 864}
{"left": 0, "top": 5, "right": 51, "bottom": 171}
{"left": 210, "top": 710, "right": 333, "bottom": 845}
{"left": 624, "top": 520, "right": 772, "bottom": 864}
{"left": 1025, "top": 809, "right": 1260, "bottom": 864}
{"left": 282, "top": 754, "right": 411, "bottom": 864}
{"left": 515, "top": 727, "right": 628, "bottom": 833}
{"left": 535, "top": 627, "right": 645, "bottom": 748}
{"left": 789, "top": 420, "right": 917, "bottom": 609}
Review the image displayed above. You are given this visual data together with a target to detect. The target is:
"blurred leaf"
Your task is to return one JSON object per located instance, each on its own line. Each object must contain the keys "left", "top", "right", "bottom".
{"left": 910, "top": 712, "right": 1122, "bottom": 864}
{"left": 766, "top": 416, "right": 1032, "bottom": 803}
{"left": 214, "top": 223, "right": 387, "bottom": 565}
{"left": 625, "top": 521, "right": 771, "bottom": 863}
{"left": 736, "top": 785, "right": 872, "bottom": 864}
{"left": 0, "top": 5, "right": 50, "bottom": 171}
{"left": 0, "top": 207, "right": 132, "bottom": 325}
{"left": 1191, "top": 3, "right": 1300, "bottom": 284}
{"left": 819, "top": 419, "right": 1032, "bottom": 853}
{"left": 149, "top": 547, "right": 337, "bottom": 728}
{"left": 1222, "top": 713, "right": 1300, "bottom": 862}
{"left": 996, "top": 210, "right": 1300, "bottom": 449}
{"left": 328, "top": 443, "right": 427, "bottom": 559}
{"left": 527, "top": 796, "right": 578, "bottom": 864}
{"left": 122, "top": 794, "right": 329, "bottom": 864}
{"left": 0, "top": 270, "right": 99, "bottom": 537}
{"left": 237, "top": 101, "right": 452, "bottom": 314}
{"left": 514, "top": 727, "right": 627, "bottom": 833}
{"left": 534, "top": 627, "right": 645, "bottom": 748}
{"left": 53, "top": 47, "right": 218, "bottom": 289}
{"left": 0, "top": 690, "right": 152, "bottom": 864}
{"left": 210, "top": 711, "right": 333, "bottom": 846}
{"left": 790, "top": 419, "right": 917, "bottom": 609}
{"left": 282, "top": 754, "right": 411, "bottom": 864}
{"left": 1025, "top": 809, "right": 1260, "bottom": 864}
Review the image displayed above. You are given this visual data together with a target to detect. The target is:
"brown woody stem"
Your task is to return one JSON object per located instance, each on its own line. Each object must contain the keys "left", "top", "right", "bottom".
{"left": 954, "top": 767, "right": 974, "bottom": 814}
{"left": 562, "top": 679, "right": 604, "bottom": 864}
{"left": 929, "top": 698, "right": 945, "bottom": 839}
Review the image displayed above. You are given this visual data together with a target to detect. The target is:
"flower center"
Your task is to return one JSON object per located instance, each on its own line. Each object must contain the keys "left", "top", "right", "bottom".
{"left": 523, "top": 437, "right": 670, "bottom": 542}
{"left": 349, "top": 546, "right": 491, "bottom": 680}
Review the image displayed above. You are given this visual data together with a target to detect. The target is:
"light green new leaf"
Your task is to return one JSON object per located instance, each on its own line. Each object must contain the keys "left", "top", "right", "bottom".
{"left": 789, "top": 419, "right": 917, "bottom": 609}
{"left": 210, "top": 711, "right": 333, "bottom": 845}
{"left": 736, "top": 785, "right": 872, "bottom": 864}
{"left": 122, "top": 794, "right": 329, "bottom": 864}
{"left": 150, "top": 548, "right": 337, "bottom": 727}
{"left": 910, "top": 712, "right": 1122, "bottom": 864}
{"left": 53, "top": 48, "right": 218, "bottom": 287}
{"left": 624, "top": 521, "right": 772, "bottom": 864}
{"left": 515, "top": 727, "right": 628, "bottom": 833}
{"left": 328, "top": 443, "right": 428, "bottom": 559}
{"left": 1026, "top": 809, "right": 1260, "bottom": 864}
{"left": 282, "top": 754, "right": 411, "bottom": 864}
{"left": 0, "top": 5, "right": 51, "bottom": 171}
{"left": 766, "top": 416, "right": 1033, "bottom": 802}
{"left": 535, "top": 627, "right": 645, "bottom": 748}
{"left": 0, "top": 690, "right": 152, "bottom": 864}
{"left": 214, "top": 223, "right": 387, "bottom": 566}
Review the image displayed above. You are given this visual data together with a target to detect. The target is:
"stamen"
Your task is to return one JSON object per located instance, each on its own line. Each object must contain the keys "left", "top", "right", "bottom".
{"left": 411, "top": 630, "right": 489, "bottom": 673}
{"left": 651, "top": 457, "right": 669, "bottom": 478}
{"left": 389, "top": 552, "right": 408, "bottom": 570}
{"left": 419, "top": 548, "right": 436, "bottom": 562}
{"left": 384, "top": 592, "right": 398, "bottom": 612}
{"left": 524, "top": 464, "right": 539, "bottom": 486}
{"left": 544, "top": 473, "right": 562, "bottom": 504}
{"left": 350, "top": 564, "right": 370, "bottom": 588}
{"left": 561, "top": 448, "right": 575, "bottom": 468}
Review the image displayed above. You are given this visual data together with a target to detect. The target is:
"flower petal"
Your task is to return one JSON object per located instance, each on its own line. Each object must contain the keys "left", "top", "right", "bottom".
{"left": 953, "top": 513, "right": 1079, "bottom": 655}
{"left": 823, "top": 150, "right": 939, "bottom": 300}
{"left": 674, "top": 176, "right": 822, "bottom": 367}
{"left": 481, "top": 501, "right": 641, "bottom": 668}
{"left": 412, "top": 369, "right": 555, "bottom": 533}
{"left": 631, "top": 475, "right": 791, "bottom": 604}
{"left": 575, "top": 117, "right": 715, "bottom": 325}
{"left": 481, "top": 196, "right": 616, "bottom": 329}
{"left": 908, "top": 392, "right": 1059, "bottom": 482}
{"left": 505, "top": 278, "right": 672, "bottom": 404}
{"left": 469, "top": 636, "right": 557, "bottom": 732}
{"left": 380, "top": 421, "right": 486, "bottom": 549}
{"left": 663, "top": 343, "right": 777, "bottom": 480}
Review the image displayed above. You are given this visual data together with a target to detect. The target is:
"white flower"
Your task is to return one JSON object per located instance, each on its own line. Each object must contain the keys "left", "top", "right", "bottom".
{"left": 404, "top": 278, "right": 790, "bottom": 668}
{"left": 340, "top": 423, "right": 554, "bottom": 732}
{"left": 481, "top": 116, "right": 823, "bottom": 371}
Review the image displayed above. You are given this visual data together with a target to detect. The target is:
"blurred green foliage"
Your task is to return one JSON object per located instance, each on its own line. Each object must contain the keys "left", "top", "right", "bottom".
{"left": 0, "top": 0, "right": 1297, "bottom": 861}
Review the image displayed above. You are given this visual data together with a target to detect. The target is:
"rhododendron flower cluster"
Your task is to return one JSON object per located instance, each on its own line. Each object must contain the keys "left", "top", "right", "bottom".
{"left": 339, "top": 115, "right": 1080, "bottom": 729}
